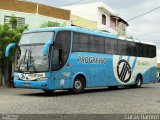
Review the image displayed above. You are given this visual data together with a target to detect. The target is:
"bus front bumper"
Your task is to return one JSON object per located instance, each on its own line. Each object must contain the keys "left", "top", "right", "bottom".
{"left": 13, "top": 79, "right": 50, "bottom": 90}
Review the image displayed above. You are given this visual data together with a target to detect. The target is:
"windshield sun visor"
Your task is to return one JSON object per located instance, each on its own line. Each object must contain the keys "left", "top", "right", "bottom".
{"left": 43, "top": 40, "right": 54, "bottom": 56}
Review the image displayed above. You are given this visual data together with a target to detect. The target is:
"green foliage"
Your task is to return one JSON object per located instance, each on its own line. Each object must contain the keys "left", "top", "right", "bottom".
{"left": 0, "top": 23, "right": 28, "bottom": 65}
{"left": 9, "top": 15, "right": 18, "bottom": 29}
{"left": 61, "top": 22, "right": 67, "bottom": 27}
{"left": 40, "top": 21, "right": 67, "bottom": 28}
{"left": 41, "top": 21, "right": 60, "bottom": 28}
{"left": 127, "top": 35, "right": 134, "bottom": 39}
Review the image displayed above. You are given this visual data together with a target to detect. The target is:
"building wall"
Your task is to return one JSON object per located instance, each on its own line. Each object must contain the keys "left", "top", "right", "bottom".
{"left": 97, "top": 8, "right": 116, "bottom": 33}
{"left": 71, "top": 14, "right": 97, "bottom": 30}
{"left": 0, "top": 9, "right": 71, "bottom": 29}
{"left": 118, "top": 22, "right": 127, "bottom": 36}
{"left": 63, "top": 3, "right": 99, "bottom": 21}
{"left": 0, "top": 0, "right": 71, "bottom": 29}
{"left": 39, "top": 4, "right": 70, "bottom": 20}
{"left": 63, "top": 2, "right": 127, "bottom": 35}
{"left": 0, "top": 0, "right": 70, "bottom": 20}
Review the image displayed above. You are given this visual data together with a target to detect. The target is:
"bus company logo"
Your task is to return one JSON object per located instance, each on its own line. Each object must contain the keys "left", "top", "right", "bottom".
{"left": 117, "top": 59, "right": 132, "bottom": 83}
{"left": 78, "top": 56, "right": 107, "bottom": 64}
{"left": 62, "top": 72, "right": 70, "bottom": 77}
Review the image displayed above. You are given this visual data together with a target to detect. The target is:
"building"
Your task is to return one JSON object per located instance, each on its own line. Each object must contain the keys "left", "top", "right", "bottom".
{"left": 70, "top": 14, "right": 97, "bottom": 30}
{"left": 63, "top": 2, "right": 129, "bottom": 36}
{"left": 0, "top": 0, "right": 71, "bottom": 29}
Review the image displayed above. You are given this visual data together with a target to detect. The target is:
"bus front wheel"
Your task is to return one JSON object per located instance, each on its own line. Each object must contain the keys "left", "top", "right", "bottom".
{"left": 71, "top": 76, "right": 85, "bottom": 94}
{"left": 134, "top": 75, "right": 142, "bottom": 88}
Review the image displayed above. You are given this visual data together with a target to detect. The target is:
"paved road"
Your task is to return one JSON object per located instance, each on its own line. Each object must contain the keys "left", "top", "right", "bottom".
{"left": 0, "top": 83, "right": 160, "bottom": 114}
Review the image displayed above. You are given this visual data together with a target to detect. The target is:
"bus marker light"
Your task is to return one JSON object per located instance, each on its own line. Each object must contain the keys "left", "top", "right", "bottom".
{"left": 66, "top": 63, "right": 70, "bottom": 66}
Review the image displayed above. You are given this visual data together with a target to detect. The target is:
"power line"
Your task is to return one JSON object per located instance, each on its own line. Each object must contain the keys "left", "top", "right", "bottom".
{"left": 119, "top": 6, "right": 159, "bottom": 13}
{"left": 65, "top": 0, "right": 85, "bottom": 6}
{"left": 127, "top": 6, "right": 160, "bottom": 21}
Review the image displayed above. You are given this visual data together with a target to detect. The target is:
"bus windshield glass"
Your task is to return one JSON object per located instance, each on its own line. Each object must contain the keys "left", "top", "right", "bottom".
{"left": 19, "top": 32, "right": 54, "bottom": 45}
{"left": 15, "top": 45, "right": 49, "bottom": 72}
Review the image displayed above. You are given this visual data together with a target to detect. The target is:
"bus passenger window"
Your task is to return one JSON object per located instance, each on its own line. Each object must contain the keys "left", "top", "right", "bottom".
{"left": 52, "top": 49, "right": 62, "bottom": 66}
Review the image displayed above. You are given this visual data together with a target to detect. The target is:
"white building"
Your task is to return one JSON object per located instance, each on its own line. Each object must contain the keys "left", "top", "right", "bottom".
{"left": 63, "top": 2, "right": 129, "bottom": 36}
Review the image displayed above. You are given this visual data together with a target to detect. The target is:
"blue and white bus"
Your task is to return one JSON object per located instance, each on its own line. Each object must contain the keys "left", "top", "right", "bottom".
{"left": 5, "top": 26, "right": 157, "bottom": 93}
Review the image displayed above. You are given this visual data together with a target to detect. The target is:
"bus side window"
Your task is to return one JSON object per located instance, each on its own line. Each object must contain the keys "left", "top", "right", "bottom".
{"left": 51, "top": 48, "right": 62, "bottom": 66}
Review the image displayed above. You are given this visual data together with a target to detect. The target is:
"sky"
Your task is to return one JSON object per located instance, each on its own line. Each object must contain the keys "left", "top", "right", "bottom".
{"left": 29, "top": 0, "right": 160, "bottom": 62}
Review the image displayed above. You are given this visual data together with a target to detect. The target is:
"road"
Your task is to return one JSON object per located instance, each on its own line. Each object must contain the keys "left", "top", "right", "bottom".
{"left": 0, "top": 83, "right": 160, "bottom": 114}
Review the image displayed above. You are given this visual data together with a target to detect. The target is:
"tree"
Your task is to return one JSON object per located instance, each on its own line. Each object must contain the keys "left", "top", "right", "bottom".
{"left": 0, "top": 23, "right": 28, "bottom": 86}
{"left": 126, "top": 35, "right": 134, "bottom": 39}
{"left": 40, "top": 21, "right": 67, "bottom": 28}
{"left": 9, "top": 15, "right": 18, "bottom": 29}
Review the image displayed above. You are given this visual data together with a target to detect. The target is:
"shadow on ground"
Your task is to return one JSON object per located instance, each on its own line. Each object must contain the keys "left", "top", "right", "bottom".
{"left": 19, "top": 85, "right": 153, "bottom": 97}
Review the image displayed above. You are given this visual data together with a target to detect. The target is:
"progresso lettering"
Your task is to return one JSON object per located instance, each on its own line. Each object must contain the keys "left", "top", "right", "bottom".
{"left": 78, "top": 56, "right": 107, "bottom": 64}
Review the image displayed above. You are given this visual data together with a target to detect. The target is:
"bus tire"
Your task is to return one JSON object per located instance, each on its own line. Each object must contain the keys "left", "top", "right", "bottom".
{"left": 71, "top": 76, "right": 85, "bottom": 94}
{"left": 108, "top": 86, "right": 118, "bottom": 90}
{"left": 134, "top": 75, "right": 142, "bottom": 88}
{"left": 43, "top": 90, "right": 54, "bottom": 93}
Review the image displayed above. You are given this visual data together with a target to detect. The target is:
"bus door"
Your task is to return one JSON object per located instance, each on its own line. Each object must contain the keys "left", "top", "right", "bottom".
{"left": 50, "top": 46, "right": 63, "bottom": 88}
{"left": 50, "top": 46, "right": 72, "bottom": 89}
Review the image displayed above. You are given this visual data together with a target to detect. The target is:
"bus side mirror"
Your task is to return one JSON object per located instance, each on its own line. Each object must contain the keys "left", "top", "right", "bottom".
{"left": 43, "top": 40, "right": 53, "bottom": 56}
{"left": 5, "top": 43, "right": 16, "bottom": 57}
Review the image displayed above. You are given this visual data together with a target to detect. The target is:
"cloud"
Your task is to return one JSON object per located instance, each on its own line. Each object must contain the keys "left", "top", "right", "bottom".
{"left": 115, "top": 0, "right": 160, "bottom": 63}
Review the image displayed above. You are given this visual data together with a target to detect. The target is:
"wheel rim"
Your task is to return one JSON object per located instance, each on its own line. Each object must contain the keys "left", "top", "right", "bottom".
{"left": 74, "top": 80, "right": 82, "bottom": 90}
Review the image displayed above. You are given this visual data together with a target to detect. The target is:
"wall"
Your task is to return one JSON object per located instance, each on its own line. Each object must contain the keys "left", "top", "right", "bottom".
{"left": 118, "top": 22, "right": 127, "bottom": 36}
{"left": 71, "top": 14, "right": 97, "bottom": 30}
{"left": 63, "top": 3, "right": 99, "bottom": 21}
{"left": 97, "top": 8, "right": 111, "bottom": 32}
{"left": 63, "top": 2, "right": 128, "bottom": 35}
{"left": 0, "top": 9, "right": 71, "bottom": 29}
{"left": 0, "top": 0, "right": 70, "bottom": 20}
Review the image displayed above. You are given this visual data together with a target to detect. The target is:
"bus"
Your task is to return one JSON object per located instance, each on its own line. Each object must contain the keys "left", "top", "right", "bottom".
{"left": 5, "top": 26, "right": 157, "bottom": 94}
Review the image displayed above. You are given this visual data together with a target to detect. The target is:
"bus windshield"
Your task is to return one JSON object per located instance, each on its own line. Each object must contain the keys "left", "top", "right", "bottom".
{"left": 14, "top": 32, "right": 54, "bottom": 72}
{"left": 19, "top": 32, "right": 54, "bottom": 45}
{"left": 15, "top": 45, "right": 49, "bottom": 72}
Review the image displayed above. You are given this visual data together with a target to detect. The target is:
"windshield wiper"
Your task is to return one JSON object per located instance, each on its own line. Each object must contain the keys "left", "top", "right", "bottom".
{"left": 27, "top": 48, "right": 38, "bottom": 72}
{"left": 27, "top": 49, "right": 32, "bottom": 71}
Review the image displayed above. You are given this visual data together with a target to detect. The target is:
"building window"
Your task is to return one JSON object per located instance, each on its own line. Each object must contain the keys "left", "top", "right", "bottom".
{"left": 102, "top": 14, "right": 106, "bottom": 25}
{"left": 110, "top": 17, "right": 116, "bottom": 30}
{"left": 4, "top": 16, "right": 25, "bottom": 27}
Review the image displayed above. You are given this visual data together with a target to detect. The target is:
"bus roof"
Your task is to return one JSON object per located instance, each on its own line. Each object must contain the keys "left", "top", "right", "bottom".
{"left": 23, "top": 26, "right": 155, "bottom": 46}
{"left": 24, "top": 26, "right": 118, "bottom": 39}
